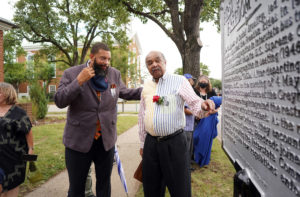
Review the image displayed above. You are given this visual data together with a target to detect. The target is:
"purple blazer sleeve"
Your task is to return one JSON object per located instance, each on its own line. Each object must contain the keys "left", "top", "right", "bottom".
{"left": 54, "top": 65, "right": 84, "bottom": 108}
{"left": 117, "top": 70, "right": 142, "bottom": 100}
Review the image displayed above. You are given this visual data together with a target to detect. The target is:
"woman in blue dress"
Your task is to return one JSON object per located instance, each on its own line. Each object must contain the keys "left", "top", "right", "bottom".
{"left": 193, "top": 76, "right": 221, "bottom": 167}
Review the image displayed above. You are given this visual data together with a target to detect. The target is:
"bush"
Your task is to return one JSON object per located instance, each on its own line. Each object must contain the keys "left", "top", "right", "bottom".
{"left": 29, "top": 81, "right": 48, "bottom": 119}
{"left": 46, "top": 92, "right": 55, "bottom": 102}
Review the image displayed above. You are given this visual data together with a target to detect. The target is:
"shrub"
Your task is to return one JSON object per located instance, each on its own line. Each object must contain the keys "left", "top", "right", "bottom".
{"left": 29, "top": 81, "right": 48, "bottom": 119}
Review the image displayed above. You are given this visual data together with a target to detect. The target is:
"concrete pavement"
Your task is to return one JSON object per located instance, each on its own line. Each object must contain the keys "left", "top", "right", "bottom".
{"left": 25, "top": 125, "right": 142, "bottom": 197}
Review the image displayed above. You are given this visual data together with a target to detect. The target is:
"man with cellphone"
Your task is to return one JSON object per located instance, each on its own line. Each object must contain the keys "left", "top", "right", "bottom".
{"left": 55, "top": 42, "right": 142, "bottom": 197}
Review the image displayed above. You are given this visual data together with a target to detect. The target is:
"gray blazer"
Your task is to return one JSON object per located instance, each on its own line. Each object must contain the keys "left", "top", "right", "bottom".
{"left": 55, "top": 64, "right": 142, "bottom": 153}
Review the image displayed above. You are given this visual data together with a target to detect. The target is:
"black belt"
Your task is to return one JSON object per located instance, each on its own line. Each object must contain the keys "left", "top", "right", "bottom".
{"left": 148, "top": 129, "right": 183, "bottom": 142}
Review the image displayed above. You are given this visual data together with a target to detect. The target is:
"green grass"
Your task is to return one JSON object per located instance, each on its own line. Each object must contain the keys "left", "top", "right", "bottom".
{"left": 117, "top": 116, "right": 138, "bottom": 135}
{"left": 19, "top": 123, "right": 66, "bottom": 195}
{"left": 135, "top": 139, "right": 235, "bottom": 197}
{"left": 120, "top": 100, "right": 139, "bottom": 104}
{"left": 46, "top": 111, "right": 67, "bottom": 115}
{"left": 19, "top": 115, "right": 138, "bottom": 196}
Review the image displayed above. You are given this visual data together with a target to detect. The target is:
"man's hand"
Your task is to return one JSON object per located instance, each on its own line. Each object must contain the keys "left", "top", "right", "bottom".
{"left": 201, "top": 100, "right": 215, "bottom": 112}
{"left": 140, "top": 148, "right": 143, "bottom": 157}
{"left": 77, "top": 59, "right": 95, "bottom": 86}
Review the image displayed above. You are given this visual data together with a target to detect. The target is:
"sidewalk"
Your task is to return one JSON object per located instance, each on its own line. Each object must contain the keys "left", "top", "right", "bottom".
{"left": 25, "top": 125, "right": 142, "bottom": 197}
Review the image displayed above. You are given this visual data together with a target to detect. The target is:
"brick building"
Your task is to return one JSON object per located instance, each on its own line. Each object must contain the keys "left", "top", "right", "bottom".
{"left": 17, "top": 44, "right": 63, "bottom": 98}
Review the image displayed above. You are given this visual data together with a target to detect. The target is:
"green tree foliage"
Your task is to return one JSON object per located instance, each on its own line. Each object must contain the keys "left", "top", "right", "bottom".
{"left": 111, "top": 47, "right": 129, "bottom": 84}
{"left": 33, "top": 53, "right": 56, "bottom": 94}
{"left": 4, "top": 62, "right": 29, "bottom": 93}
{"left": 174, "top": 67, "right": 183, "bottom": 75}
{"left": 200, "top": 62, "right": 210, "bottom": 76}
{"left": 29, "top": 80, "right": 48, "bottom": 119}
{"left": 111, "top": 47, "right": 138, "bottom": 87}
{"left": 38, "top": 63, "right": 55, "bottom": 92}
{"left": 13, "top": 0, "right": 131, "bottom": 67}
{"left": 3, "top": 31, "right": 25, "bottom": 64}
{"left": 3, "top": 31, "right": 29, "bottom": 93}
{"left": 210, "top": 78, "right": 222, "bottom": 91}
{"left": 174, "top": 62, "right": 210, "bottom": 77}
{"left": 120, "top": 0, "right": 220, "bottom": 79}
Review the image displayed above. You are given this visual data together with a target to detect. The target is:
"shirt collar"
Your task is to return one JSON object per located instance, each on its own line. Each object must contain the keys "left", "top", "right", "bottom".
{"left": 86, "top": 60, "right": 90, "bottom": 67}
{"left": 152, "top": 72, "right": 168, "bottom": 82}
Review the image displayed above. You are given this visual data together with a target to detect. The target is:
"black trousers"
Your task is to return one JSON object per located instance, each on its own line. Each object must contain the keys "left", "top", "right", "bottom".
{"left": 65, "top": 137, "right": 114, "bottom": 197}
{"left": 142, "top": 132, "right": 191, "bottom": 197}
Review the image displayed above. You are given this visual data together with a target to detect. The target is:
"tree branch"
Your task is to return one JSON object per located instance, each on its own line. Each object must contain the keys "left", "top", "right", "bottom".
{"left": 183, "top": 0, "right": 203, "bottom": 38}
{"left": 121, "top": 1, "right": 176, "bottom": 42}
{"left": 164, "top": 0, "right": 185, "bottom": 42}
{"left": 24, "top": 20, "right": 73, "bottom": 66}
{"left": 80, "top": 23, "right": 98, "bottom": 64}
{"left": 51, "top": 59, "right": 71, "bottom": 66}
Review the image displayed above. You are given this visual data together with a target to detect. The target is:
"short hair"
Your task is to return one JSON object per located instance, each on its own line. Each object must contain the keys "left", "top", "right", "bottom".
{"left": 91, "top": 42, "right": 110, "bottom": 54}
{"left": 197, "top": 75, "right": 212, "bottom": 93}
{"left": 145, "top": 51, "right": 166, "bottom": 65}
{"left": 0, "top": 82, "right": 17, "bottom": 105}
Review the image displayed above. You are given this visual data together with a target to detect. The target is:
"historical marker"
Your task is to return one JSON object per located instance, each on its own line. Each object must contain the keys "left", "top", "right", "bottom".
{"left": 220, "top": 0, "right": 300, "bottom": 196}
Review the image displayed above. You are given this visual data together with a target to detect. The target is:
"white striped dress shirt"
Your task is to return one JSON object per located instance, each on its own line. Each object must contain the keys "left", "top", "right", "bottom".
{"left": 138, "top": 73, "right": 205, "bottom": 148}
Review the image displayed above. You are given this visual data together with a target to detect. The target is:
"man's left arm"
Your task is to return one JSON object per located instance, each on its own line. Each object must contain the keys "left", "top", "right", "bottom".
{"left": 118, "top": 72, "right": 143, "bottom": 100}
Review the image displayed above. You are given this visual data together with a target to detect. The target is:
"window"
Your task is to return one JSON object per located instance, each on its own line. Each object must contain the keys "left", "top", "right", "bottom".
{"left": 27, "top": 85, "right": 30, "bottom": 94}
{"left": 49, "top": 85, "right": 56, "bottom": 93}
{"left": 26, "top": 53, "right": 34, "bottom": 71}
{"left": 48, "top": 56, "right": 56, "bottom": 78}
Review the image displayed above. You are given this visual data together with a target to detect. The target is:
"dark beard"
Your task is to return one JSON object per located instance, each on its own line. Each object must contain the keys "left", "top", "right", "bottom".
{"left": 94, "top": 62, "right": 107, "bottom": 77}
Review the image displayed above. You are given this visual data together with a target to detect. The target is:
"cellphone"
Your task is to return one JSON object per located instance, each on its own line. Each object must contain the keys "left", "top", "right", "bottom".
{"left": 21, "top": 154, "right": 38, "bottom": 161}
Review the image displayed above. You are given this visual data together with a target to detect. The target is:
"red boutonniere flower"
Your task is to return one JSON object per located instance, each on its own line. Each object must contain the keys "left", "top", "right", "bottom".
{"left": 153, "top": 95, "right": 164, "bottom": 105}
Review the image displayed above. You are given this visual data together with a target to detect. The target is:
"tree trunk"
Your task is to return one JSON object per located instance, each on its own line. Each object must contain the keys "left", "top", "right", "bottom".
{"left": 181, "top": 40, "right": 201, "bottom": 79}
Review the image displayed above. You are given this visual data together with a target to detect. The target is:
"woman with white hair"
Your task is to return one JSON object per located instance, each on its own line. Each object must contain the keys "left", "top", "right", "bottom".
{"left": 0, "top": 82, "right": 34, "bottom": 197}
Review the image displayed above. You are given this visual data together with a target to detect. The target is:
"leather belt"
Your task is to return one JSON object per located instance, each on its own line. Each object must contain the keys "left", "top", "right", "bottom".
{"left": 148, "top": 129, "right": 183, "bottom": 142}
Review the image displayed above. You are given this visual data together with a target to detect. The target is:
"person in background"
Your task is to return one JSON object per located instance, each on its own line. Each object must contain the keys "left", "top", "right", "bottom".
{"left": 0, "top": 82, "right": 34, "bottom": 197}
{"left": 138, "top": 51, "right": 215, "bottom": 197}
{"left": 193, "top": 75, "right": 220, "bottom": 167}
{"left": 55, "top": 42, "right": 142, "bottom": 197}
{"left": 195, "top": 75, "right": 217, "bottom": 101}
{"left": 194, "top": 75, "right": 217, "bottom": 125}
{"left": 183, "top": 74, "right": 196, "bottom": 167}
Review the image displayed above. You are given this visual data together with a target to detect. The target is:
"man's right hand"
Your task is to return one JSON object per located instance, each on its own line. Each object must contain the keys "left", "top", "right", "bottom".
{"left": 77, "top": 59, "right": 95, "bottom": 86}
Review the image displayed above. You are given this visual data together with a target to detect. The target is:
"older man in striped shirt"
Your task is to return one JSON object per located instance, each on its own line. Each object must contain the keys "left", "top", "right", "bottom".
{"left": 138, "top": 51, "right": 215, "bottom": 197}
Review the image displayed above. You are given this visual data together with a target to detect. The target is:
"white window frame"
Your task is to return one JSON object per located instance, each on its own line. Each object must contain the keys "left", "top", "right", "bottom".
{"left": 27, "top": 85, "right": 30, "bottom": 94}
{"left": 26, "top": 53, "right": 34, "bottom": 70}
{"left": 49, "top": 85, "right": 56, "bottom": 93}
